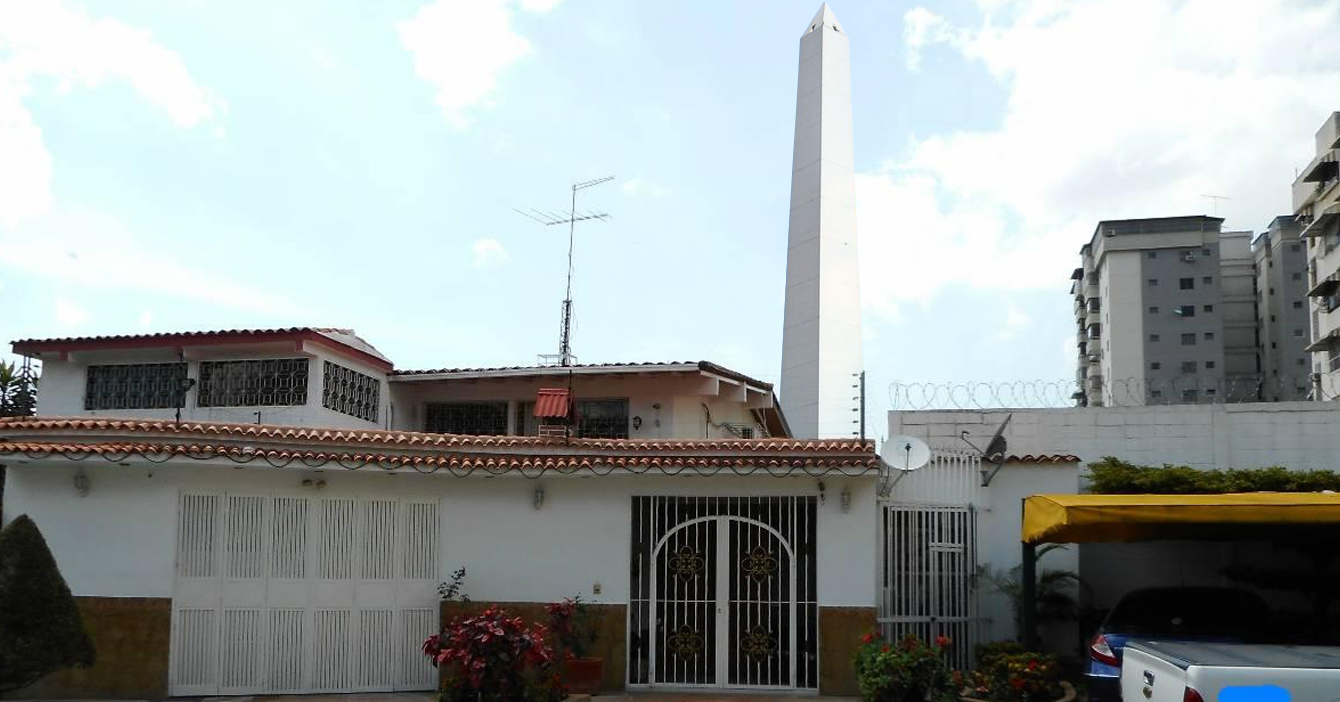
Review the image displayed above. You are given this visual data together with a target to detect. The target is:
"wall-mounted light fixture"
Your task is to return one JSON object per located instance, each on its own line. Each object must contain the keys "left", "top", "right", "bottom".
{"left": 300, "top": 478, "right": 327, "bottom": 489}
{"left": 840, "top": 485, "right": 852, "bottom": 513}
{"left": 816, "top": 480, "right": 826, "bottom": 505}
{"left": 73, "top": 467, "right": 90, "bottom": 497}
{"left": 632, "top": 415, "right": 643, "bottom": 431}
{"left": 533, "top": 485, "right": 546, "bottom": 510}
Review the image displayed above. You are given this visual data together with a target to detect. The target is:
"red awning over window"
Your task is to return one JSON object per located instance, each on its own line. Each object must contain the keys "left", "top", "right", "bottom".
{"left": 534, "top": 388, "right": 571, "bottom": 418}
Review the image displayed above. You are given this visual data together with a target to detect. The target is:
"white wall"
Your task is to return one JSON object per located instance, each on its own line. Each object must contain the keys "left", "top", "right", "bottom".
{"left": 36, "top": 347, "right": 389, "bottom": 429}
{"left": 2, "top": 460, "right": 877, "bottom": 607}
{"left": 880, "top": 451, "right": 1080, "bottom": 647}
{"left": 390, "top": 373, "right": 768, "bottom": 440}
{"left": 889, "top": 402, "right": 1340, "bottom": 471}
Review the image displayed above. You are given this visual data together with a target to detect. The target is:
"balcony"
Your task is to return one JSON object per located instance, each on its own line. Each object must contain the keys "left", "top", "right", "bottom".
{"left": 1302, "top": 150, "right": 1339, "bottom": 183}
{"left": 1307, "top": 275, "right": 1339, "bottom": 298}
{"left": 1301, "top": 202, "right": 1339, "bottom": 238}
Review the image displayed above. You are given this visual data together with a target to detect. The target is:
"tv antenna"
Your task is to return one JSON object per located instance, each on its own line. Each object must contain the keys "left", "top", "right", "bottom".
{"left": 960, "top": 413, "right": 1012, "bottom": 486}
{"left": 515, "top": 175, "right": 614, "bottom": 367}
{"left": 1200, "top": 194, "right": 1231, "bottom": 216}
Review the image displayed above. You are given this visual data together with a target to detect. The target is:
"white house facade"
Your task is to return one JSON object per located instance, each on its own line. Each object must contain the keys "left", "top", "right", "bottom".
{"left": 1, "top": 328, "right": 882, "bottom": 698}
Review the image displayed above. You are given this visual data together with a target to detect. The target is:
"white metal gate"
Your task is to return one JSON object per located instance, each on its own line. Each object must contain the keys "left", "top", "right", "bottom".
{"left": 170, "top": 492, "right": 441, "bottom": 696}
{"left": 628, "top": 496, "right": 818, "bottom": 690}
{"left": 877, "top": 504, "right": 979, "bottom": 671}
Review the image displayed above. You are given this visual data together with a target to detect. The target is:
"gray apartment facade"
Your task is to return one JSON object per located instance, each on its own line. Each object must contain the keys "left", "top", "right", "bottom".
{"left": 1294, "top": 112, "right": 1340, "bottom": 399}
{"left": 1073, "top": 216, "right": 1260, "bottom": 406}
{"left": 1252, "top": 215, "right": 1312, "bottom": 400}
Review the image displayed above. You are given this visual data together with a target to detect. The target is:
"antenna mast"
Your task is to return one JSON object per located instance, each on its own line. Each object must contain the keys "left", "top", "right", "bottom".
{"left": 515, "top": 175, "right": 614, "bottom": 366}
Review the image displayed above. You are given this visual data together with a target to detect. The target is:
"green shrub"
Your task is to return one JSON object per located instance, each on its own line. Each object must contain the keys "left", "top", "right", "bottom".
{"left": 1087, "top": 458, "right": 1340, "bottom": 494}
{"left": 0, "top": 515, "right": 96, "bottom": 694}
{"left": 968, "top": 645, "right": 1062, "bottom": 702}
{"left": 853, "top": 631, "right": 960, "bottom": 702}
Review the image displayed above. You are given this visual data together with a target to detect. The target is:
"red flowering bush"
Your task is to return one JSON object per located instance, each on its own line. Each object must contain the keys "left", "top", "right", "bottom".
{"left": 422, "top": 605, "right": 565, "bottom": 702}
{"left": 966, "top": 642, "right": 1062, "bottom": 702}
{"left": 853, "top": 631, "right": 959, "bottom": 702}
{"left": 547, "top": 596, "right": 599, "bottom": 658}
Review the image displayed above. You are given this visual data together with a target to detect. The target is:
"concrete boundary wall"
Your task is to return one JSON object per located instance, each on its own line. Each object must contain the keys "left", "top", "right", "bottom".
{"left": 889, "top": 401, "right": 1340, "bottom": 471}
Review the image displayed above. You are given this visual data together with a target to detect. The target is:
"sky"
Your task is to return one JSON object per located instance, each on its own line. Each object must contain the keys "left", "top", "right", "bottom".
{"left": 1, "top": 0, "right": 1339, "bottom": 436}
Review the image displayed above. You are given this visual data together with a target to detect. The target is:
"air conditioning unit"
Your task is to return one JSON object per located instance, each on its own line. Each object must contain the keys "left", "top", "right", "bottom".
{"left": 1181, "top": 252, "right": 1196, "bottom": 263}
{"left": 1087, "top": 354, "right": 1100, "bottom": 363}
{"left": 1104, "top": 229, "right": 1116, "bottom": 237}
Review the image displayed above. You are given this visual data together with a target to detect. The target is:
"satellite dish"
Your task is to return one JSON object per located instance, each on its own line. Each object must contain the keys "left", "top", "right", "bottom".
{"left": 884, "top": 435, "right": 931, "bottom": 472}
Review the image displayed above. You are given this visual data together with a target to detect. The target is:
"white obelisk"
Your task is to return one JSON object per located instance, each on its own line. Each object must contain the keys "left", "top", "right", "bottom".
{"left": 780, "top": 4, "right": 863, "bottom": 440}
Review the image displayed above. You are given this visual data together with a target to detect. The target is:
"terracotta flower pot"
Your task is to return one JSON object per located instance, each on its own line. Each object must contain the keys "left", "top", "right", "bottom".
{"left": 563, "top": 656, "right": 604, "bottom": 695}
{"left": 961, "top": 680, "right": 1076, "bottom": 702}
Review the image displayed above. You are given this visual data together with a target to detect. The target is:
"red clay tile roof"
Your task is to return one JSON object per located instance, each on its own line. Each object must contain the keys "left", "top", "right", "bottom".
{"left": 391, "top": 361, "right": 774, "bottom": 390}
{"left": 0, "top": 417, "right": 877, "bottom": 476}
{"left": 12, "top": 328, "right": 392, "bottom": 371}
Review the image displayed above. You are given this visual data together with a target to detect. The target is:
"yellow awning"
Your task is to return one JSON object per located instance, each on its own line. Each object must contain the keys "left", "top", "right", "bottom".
{"left": 1022, "top": 492, "right": 1340, "bottom": 544}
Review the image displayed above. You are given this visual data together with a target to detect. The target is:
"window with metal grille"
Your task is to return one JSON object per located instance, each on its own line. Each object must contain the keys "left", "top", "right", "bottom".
{"left": 198, "top": 358, "right": 309, "bottom": 407}
{"left": 1181, "top": 361, "right": 1197, "bottom": 373}
{"left": 322, "top": 361, "right": 380, "bottom": 422}
{"left": 1180, "top": 278, "right": 1195, "bottom": 290}
{"left": 85, "top": 362, "right": 188, "bottom": 410}
{"left": 424, "top": 402, "right": 508, "bottom": 435}
{"left": 577, "top": 399, "right": 629, "bottom": 439}
{"left": 1181, "top": 333, "right": 1197, "bottom": 345}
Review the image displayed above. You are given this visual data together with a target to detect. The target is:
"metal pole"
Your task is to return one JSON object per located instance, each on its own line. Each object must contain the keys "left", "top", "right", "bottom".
{"left": 1021, "top": 540, "right": 1037, "bottom": 648}
{"left": 860, "top": 371, "right": 866, "bottom": 442}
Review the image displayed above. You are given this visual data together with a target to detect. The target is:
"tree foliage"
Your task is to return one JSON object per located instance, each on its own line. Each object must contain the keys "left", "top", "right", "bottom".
{"left": 0, "top": 515, "right": 96, "bottom": 694}
{"left": 984, "top": 544, "right": 1086, "bottom": 642}
{"left": 1087, "top": 457, "right": 1340, "bottom": 494}
{"left": 0, "top": 360, "right": 38, "bottom": 418}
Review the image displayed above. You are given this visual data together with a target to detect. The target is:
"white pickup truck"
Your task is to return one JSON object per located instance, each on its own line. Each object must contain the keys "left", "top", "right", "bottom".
{"left": 1121, "top": 641, "right": 1340, "bottom": 702}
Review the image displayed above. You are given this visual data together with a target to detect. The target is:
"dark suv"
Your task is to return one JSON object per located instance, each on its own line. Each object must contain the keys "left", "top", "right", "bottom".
{"left": 1085, "top": 586, "right": 1268, "bottom": 702}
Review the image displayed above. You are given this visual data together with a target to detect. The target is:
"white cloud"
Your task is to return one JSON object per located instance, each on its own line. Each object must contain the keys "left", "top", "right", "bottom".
{"left": 902, "top": 7, "right": 959, "bottom": 72}
{"left": 397, "top": 0, "right": 560, "bottom": 129}
{"left": 472, "top": 237, "right": 511, "bottom": 269}
{"left": 0, "top": 0, "right": 222, "bottom": 228}
{"left": 622, "top": 177, "right": 671, "bottom": 198}
{"left": 860, "top": 0, "right": 1340, "bottom": 318}
{"left": 995, "top": 304, "right": 1032, "bottom": 341}
{"left": 54, "top": 297, "right": 89, "bottom": 326}
{"left": 0, "top": 209, "right": 304, "bottom": 316}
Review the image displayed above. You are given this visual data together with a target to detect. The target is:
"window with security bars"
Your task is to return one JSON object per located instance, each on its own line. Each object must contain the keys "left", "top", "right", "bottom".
{"left": 321, "top": 361, "right": 380, "bottom": 422}
{"left": 198, "top": 358, "right": 309, "bottom": 407}
{"left": 424, "top": 402, "right": 508, "bottom": 435}
{"left": 85, "top": 362, "right": 188, "bottom": 410}
{"left": 577, "top": 399, "right": 629, "bottom": 439}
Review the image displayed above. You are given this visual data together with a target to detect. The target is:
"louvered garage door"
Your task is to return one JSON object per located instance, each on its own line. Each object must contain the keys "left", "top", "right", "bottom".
{"left": 170, "top": 493, "right": 441, "bottom": 696}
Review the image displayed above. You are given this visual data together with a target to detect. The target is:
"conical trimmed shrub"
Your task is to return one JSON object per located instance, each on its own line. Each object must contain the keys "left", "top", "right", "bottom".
{"left": 0, "top": 515, "right": 96, "bottom": 694}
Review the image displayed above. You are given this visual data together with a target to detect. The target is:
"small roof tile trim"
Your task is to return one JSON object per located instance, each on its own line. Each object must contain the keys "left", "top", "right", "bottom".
{"left": 391, "top": 360, "right": 773, "bottom": 390}
{"left": 0, "top": 442, "right": 876, "bottom": 476}
{"left": 0, "top": 417, "right": 872, "bottom": 454}
{"left": 1004, "top": 454, "right": 1081, "bottom": 464}
{"left": 11, "top": 327, "right": 392, "bottom": 367}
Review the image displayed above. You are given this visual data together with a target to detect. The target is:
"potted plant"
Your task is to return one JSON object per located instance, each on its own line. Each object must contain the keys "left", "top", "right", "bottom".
{"left": 853, "top": 631, "right": 960, "bottom": 702}
{"left": 548, "top": 596, "right": 603, "bottom": 695}
{"left": 422, "top": 605, "right": 565, "bottom": 702}
{"left": 961, "top": 642, "right": 1075, "bottom": 702}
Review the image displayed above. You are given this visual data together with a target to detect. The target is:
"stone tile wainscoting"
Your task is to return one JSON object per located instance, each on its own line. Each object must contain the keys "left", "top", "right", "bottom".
{"left": 16, "top": 597, "right": 171, "bottom": 699}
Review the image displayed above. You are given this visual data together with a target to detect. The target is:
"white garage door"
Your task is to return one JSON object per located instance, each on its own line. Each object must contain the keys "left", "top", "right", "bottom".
{"left": 169, "top": 492, "right": 441, "bottom": 696}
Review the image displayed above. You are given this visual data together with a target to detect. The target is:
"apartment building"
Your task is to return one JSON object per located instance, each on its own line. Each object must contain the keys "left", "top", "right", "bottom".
{"left": 1072, "top": 216, "right": 1257, "bottom": 406}
{"left": 1252, "top": 216, "right": 1311, "bottom": 400}
{"left": 1295, "top": 112, "right": 1340, "bottom": 398}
